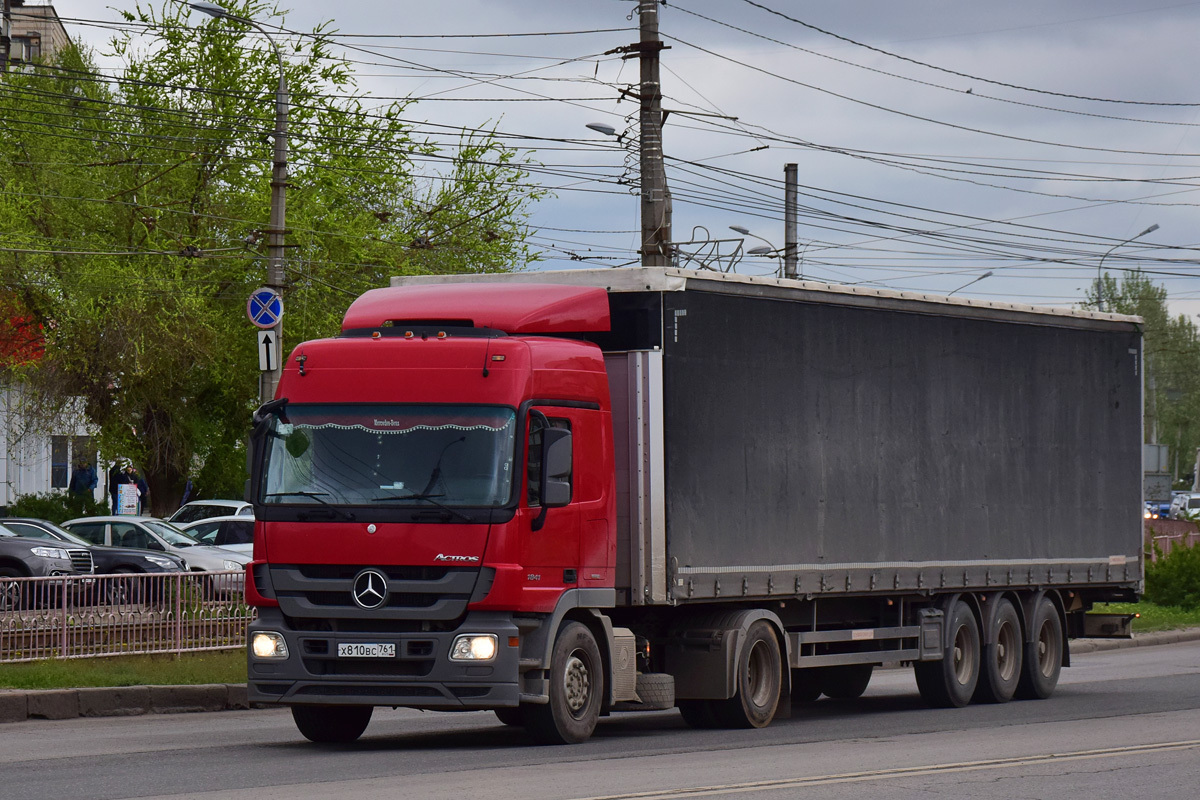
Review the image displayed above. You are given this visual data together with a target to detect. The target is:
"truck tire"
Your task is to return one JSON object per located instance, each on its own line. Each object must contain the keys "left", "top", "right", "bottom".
{"left": 820, "top": 664, "right": 874, "bottom": 700}
{"left": 291, "top": 705, "right": 373, "bottom": 743}
{"left": 524, "top": 621, "right": 604, "bottom": 744}
{"left": 974, "top": 598, "right": 1023, "bottom": 703}
{"left": 634, "top": 673, "right": 676, "bottom": 709}
{"left": 494, "top": 707, "right": 525, "bottom": 727}
{"left": 913, "top": 599, "right": 979, "bottom": 708}
{"left": 713, "top": 620, "right": 782, "bottom": 728}
{"left": 1015, "top": 596, "right": 1063, "bottom": 700}
{"left": 790, "top": 668, "right": 823, "bottom": 704}
{"left": 677, "top": 699, "right": 720, "bottom": 728}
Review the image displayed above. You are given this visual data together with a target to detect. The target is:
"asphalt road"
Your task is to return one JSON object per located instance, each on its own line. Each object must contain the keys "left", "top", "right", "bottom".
{"left": 4, "top": 641, "right": 1198, "bottom": 800}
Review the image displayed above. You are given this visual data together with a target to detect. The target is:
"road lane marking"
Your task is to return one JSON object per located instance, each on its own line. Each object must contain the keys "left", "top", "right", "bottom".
{"left": 570, "top": 740, "right": 1200, "bottom": 800}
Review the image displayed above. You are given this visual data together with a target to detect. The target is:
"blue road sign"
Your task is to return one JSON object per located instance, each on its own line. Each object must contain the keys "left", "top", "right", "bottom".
{"left": 247, "top": 288, "right": 283, "bottom": 330}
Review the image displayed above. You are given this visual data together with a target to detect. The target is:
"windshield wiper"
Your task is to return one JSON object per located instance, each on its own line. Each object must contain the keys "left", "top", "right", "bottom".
{"left": 265, "top": 491, "right": 357, "bottom": 521}
{"left": 371, "top": 491, "right": 472, "bottom": 522}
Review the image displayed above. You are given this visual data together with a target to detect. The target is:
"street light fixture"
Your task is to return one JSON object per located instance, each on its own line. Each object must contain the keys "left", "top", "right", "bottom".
{"left": 947, "top": 271, "right": 994, "bottom": 297}
{"left": 1097, "top": 223, "right": 1159, "bottom": 312}
{"left": 730, "top": 226, "right": 784, "bottom": 276}
{"left": 189, "top": 2, "right": 289, "bottom": 404}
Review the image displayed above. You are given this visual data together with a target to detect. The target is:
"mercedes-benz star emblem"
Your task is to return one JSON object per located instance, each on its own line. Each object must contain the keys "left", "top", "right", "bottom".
{"left": 351, "top": 569, "right": 389, "bottom": 610}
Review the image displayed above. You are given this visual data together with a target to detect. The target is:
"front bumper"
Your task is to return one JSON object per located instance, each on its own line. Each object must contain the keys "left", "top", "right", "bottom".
{"left": 247, "top": 607, "right": 522, "bottom": 708}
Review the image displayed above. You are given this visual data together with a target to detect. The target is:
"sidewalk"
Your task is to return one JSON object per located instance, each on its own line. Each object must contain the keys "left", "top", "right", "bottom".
{"left": 2, "top": 629, "right": 1198, "bottom": 724}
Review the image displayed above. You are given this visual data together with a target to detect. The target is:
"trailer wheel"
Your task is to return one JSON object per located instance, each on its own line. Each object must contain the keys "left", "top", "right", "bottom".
{"left": 291, "top": 705, "right": 373, "bottom": 743}
{"left": 914, "top": 599, "right": 979, "bottom": 708}
{"left": 790, "top": 669, "right": 823, "bottom": 704}
{"left": 677, "top": 699, "right": 720, "bottom": 728}
{"left": 494, "top": 707, "right": 525, "bottom": 727}
{"left": 820, "top": 664, "right": 874, "bottom": 700}
{"left": 525, "top": 621, "right": 603, "bottom": 744}
{"left": 1015, "top": 597, "right": 1063, "bottom": 700}
{"left": 713, "top": 620, "right": 782, "bottom": 728}
{"left": 974, "top": 598, "right": 1023, "bottom": 703}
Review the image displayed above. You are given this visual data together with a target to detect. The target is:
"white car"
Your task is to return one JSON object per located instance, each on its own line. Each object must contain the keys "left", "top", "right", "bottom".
{"left": 178, "top": 515, "right": 254, "bottom": 557}
{"left": 1168, "top": 492, "right": 1200, "bottom": 520}
{"left": 168, "top": 500, "right": 253, "bottom": 525}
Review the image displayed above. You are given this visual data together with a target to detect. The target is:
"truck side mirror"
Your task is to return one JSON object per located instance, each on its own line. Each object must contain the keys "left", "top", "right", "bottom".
{"left": 532, "top": 426, "right": 572, "bottom": 531}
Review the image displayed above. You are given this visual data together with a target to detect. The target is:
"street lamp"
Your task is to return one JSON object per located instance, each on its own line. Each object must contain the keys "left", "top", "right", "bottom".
{"left": 190, "top": 2, "right": 289, "bottom": 404}
{"left": 1097, "top": 223, "right": 1159, "bottom": 312}
{"left": 730, "top": 226, "right": 783, "bottom": 276}
{"left": 947, "top": 270, "right": 994, "bottom": 297}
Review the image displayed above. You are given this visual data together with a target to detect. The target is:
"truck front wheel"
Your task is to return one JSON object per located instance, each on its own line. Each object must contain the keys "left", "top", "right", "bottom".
{"left": 914, "top": 599, "right": 980, "bottom": 708}
{"left": 1015, "top": 596, "right": 1063, "bottom": 700}
{"left": 714, "top": 620, "right": 781, "bottom": 728}
{"left": 291, "top": 705, "right": 373, "bottom": 743}
{"left": 525, "top": 621, "right": 604, "bottom": 744}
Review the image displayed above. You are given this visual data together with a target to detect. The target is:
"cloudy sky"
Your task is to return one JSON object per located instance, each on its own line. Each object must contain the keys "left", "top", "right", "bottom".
{"left": 28, "top": 0, "right": 1200, "bottom": 313}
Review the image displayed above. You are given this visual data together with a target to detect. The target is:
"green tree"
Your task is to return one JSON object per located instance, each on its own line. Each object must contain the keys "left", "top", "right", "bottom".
{"left": 0, "top": 1, "right": 542, "bottom": 514}
{"left": 1086, "top": 272, "right": 1200, "bottom": 482}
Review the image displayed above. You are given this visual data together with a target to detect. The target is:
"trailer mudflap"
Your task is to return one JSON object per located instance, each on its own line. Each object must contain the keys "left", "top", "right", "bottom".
{"left": 918, "top": 608, "right": 944, "bottom": 661}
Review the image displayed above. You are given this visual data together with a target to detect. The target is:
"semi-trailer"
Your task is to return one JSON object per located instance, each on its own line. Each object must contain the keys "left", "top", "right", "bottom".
{"left": 244, "top": 267, "right": 1142, "bottom": 744}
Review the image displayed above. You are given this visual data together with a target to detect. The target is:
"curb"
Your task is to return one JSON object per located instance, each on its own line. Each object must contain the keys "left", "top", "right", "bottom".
{"left": 1068, "top": 627, "right": 1200, "bottom": 653}
{"left": 2, "top": 630, "right": 1199, "bottom": 724}
{"left": 0, "top": 683, "right": 250, "bottom": 724}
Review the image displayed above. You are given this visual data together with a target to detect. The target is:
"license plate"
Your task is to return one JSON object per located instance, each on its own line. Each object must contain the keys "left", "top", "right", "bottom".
{"left": 337, "top": 642, "right": 396, "bottom": 658}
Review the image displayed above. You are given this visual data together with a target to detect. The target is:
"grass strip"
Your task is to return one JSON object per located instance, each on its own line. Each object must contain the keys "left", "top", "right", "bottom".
{"left": 1094, "top": 601, "right": 1200, "bottom": 632}
{"left": 0, "top": 649, "right": 247, "bottom": 690}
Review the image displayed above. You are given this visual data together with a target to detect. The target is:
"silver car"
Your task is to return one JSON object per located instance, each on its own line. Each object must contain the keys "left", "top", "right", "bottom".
{"left": 61, "top": 516, "right": 248, "bottom": 595}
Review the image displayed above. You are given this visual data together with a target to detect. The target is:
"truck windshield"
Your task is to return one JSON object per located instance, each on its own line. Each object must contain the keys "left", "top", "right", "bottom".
{"left": 260, "top": 405, "right": 516, "bottom": 508}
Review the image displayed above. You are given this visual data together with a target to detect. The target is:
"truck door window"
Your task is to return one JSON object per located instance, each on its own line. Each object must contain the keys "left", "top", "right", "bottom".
{"left": 528, "top": 417, "right": 572, "bottom": 506}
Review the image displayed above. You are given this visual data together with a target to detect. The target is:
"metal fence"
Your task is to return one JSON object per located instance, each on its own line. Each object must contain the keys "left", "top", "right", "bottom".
{"left": 1150, "top": 532, "right": 1200, "bottom": 561}
{"left": 0, "top": 572, "right": 254, "bottom": 663}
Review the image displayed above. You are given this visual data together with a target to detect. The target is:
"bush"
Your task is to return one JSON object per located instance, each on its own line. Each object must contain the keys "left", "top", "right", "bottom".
{"left": 6, "top": 492, "right": 110, "bottom": 525}
{"left": 1145, "top": 542, "right": 1200, "bottom": 610}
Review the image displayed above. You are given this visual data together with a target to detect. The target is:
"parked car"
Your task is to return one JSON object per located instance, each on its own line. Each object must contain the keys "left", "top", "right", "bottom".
{"left": 167, "top": 500, "right": 252, "bottom": 525}
{"left": 60, "top": 516, "right": 249, "bottom": 596}
{"left": 178, "top": 515, "right": 254, "bottom": 556}
{"left": 0, "top": 523, "right": 93, "bottom": 610}
{"left": 1168, "top": 492, "right": 1200, "bottom": 520}
{"left": 3, "top": 517, "right": 185, "bottom": 605}
{"left": 2, "top": 518, "right": 186, "bottom": 574}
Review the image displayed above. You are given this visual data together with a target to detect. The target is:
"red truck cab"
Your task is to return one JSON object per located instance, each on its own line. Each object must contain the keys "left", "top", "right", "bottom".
{"left": 245, "top": 284, "right": 618, "bottom": 743}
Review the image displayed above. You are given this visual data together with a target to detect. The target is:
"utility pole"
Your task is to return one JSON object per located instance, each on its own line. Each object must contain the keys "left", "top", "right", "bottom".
{"left": 637, "top": 1, "right": 672, "bottom": 267}
{"left": 1, "top": 0, "right": 12, "bottom": 75}
{"left": 783, "top": 163, "right": 798, "bottom": 279}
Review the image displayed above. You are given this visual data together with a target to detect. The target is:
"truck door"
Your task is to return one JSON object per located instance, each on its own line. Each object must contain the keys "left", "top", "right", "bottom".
{"left": 519, "top": 407, "right": 583, "bottom": 585}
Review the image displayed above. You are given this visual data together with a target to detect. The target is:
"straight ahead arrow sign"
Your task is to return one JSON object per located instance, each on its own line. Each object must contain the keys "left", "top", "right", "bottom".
{"left": 258, "top": 330, "right": 278, "bottom": 371}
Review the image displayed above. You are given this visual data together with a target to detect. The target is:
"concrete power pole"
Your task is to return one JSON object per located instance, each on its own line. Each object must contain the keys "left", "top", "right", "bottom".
{"left": 1, "top": 0, "right": 12, "bottom": 75}
{"left": 783, "top": 163, "right": 798, "bottom": 279}
{"left": 637, "top": 1, "right": 672, "bottom": 267}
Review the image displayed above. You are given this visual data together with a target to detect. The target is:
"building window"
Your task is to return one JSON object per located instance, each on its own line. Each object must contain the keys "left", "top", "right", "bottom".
{"left": 51, "top": 436, "right": 69, "bottom": 489}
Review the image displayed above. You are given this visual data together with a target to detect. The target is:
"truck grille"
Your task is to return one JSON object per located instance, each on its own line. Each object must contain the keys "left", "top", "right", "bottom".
{"left": 269, "top": 564, "right": 479, "bottom": 621}
{"left": 66, "top": 549, "right": 94, "bottom": 574}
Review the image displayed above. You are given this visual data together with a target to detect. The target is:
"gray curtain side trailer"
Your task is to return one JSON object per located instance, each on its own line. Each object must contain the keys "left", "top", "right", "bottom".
{"left": 392, "top": 267, "right": 1143, "bottom": 728}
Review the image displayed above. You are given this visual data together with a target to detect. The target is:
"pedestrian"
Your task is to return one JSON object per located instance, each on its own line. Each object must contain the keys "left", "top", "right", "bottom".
{"left": 132, "top": 467, "right": 150, "bottom": 515}
{"left": 108, "top": 461, "right": 129, "bottom": 514}
{"left": 68, "top": 461, "right": 90, "bottom": 496}
{"left": 84, "top": 461, "right": 98, "bottom": 494}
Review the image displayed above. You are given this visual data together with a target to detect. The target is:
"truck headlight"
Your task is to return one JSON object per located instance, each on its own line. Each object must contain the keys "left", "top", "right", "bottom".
{"left": 145, "top": 556, "right": 180, "bottom": 570}
{"left": 450, "top": 634, "right": 497, "bottom": 661}
{"left": 31, "top": 546, "right": 69, "bottom": 560}
{"left": 250, "top": 631, "right": 289, "bottom": 659}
